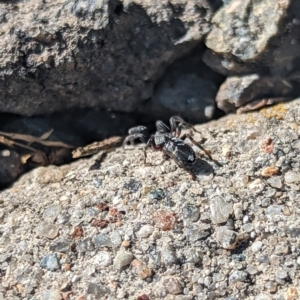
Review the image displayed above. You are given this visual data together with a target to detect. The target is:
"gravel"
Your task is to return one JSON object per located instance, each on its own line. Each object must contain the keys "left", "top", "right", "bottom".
{"left": 1, "top": 99, "right": 300, "bottom": 299}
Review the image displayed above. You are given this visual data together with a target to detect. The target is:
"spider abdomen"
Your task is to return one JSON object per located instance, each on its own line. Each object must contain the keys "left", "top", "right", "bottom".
{"left": 165, "top": 138, "right": 196, "bottom": 165}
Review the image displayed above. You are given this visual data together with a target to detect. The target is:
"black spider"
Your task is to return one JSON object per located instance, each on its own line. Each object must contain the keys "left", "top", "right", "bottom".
{"left": 124, "top": 116, "right": 220, "bottom": 180}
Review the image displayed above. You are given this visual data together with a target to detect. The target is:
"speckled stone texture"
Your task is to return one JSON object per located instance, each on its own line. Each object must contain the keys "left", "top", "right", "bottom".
{"left": 1, "top": 98, "right": 300, "bottom": 299}
{"left": 0, "top": 0, "right": 220, "bottom": 118}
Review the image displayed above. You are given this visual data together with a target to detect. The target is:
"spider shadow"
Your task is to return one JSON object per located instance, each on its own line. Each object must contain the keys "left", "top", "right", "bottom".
{"left": 185, "top": 157, "right": 216, "bottom": 180}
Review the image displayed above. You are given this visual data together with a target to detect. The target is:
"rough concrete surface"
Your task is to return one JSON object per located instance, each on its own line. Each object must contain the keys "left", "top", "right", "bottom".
{"left": 1, "top": 99, "right": 300, "bottom": 299}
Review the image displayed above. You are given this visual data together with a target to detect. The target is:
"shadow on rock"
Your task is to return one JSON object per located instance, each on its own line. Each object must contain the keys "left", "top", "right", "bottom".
{"left": 187, "top": 158, "right": 216, "bottom": 181}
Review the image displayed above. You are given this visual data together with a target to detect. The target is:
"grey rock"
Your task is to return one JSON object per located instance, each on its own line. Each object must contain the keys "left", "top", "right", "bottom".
{"left": 186, "top": 224, "right": 211, "bottom": 242}
{"left": 242, "top": 223, "right": 253, "bottom": 232}
{"left": 136, "top": 225, "right": 154, "bottom": 238}
{"left": 204, "top": 276, "right": 212, "bottom": 287}
{"left": 255, "top": 294, "right": 272, "bottom": 300}
{"left": 266, "top": 176, "right": 283, "bottom": 189}
{"left": 0, "top": 0, "right": 219, "bottom": 117}
{"left": 276, "top": 269, "right": 288, "bottom": 280}
{"left": 2, "top": 98, "right": 300, "bottom": 299}
{"left": 229, "top": 270, "right": 248, "bottom": 285}
{"left": 77, "top": 238, "right": 95, "bottom": 252}
{"left": 113, "top": 250, "right": 133, "bottom": 270}
{"left": 123, "top": 179, "right": 142, "bottom": 193}
{"left": 206, "top": 0, "right": 290, "bottom": 61}
{"left": 251, "top": 241, "right": 263, "bottom": 253}
{"left": 110, "top": 231, "right": 122, "bottom": 247}
{"left": 148, "top": 188, "right": 165, "bottom": 200}
{"left": 210, "top": 196, "right": 233, "bottom": 224}
{"left": 216, "top": 226, "right": 238, "bottom": 249}
{"left": 161, "top": 276, "right": 182, "bottom": 295}
{"left": 40, "top": 253, "right": 60, "bottom": 271}
{"left": 265, "top": 205, "right": 283, "bottom": 215}
{"left": 87, "top": 282, "right": 110, "bottom": 299}
{"left": 94, "top": 251, "right": 112, "bottom": 267}
{"left": 182, "top": 205, "right": 200, "bottom": 223}
{"left": 257, "top": 255, "right": 269, "bottom": 264}
{"left": 264, "top": 281, "right": 277, "bottom": 293}
{"left": 49, "top": 239, "right": 71, "bottom": 253}
{"left": 41, "top": 289, "right": 62, "bottom": 300}
{"left": 284, "top": 171, "right": 300, "bottom": 183}
{"left": 43, "top": 204, "right": 61, "bottom": 223}
{"left": 35, "top": 223, "right": 59, "bottom": 239}
{"left": 161, "top": 248, "right": 178, "bottom": 266}
{"left": 93, "top": 234, "right": 113, "bottom": 248}
{"left": 215, "top": 75, "right": 293, "bottom": 113}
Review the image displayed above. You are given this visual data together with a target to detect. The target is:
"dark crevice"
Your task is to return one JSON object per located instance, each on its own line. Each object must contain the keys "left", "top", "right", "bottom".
{"left": 114, "top": 2, "right": 124, "bottom": 16}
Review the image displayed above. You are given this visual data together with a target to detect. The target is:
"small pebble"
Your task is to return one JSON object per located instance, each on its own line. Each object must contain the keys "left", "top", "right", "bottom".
{"left": 77, "top": 238, "right": 95, "bottom": 252}
{"left": 182, "top": 204, "right": 200, "bottom": 222}
{"left": 204, "top": 276, "right": 212, "bottom": 287}
{"left": 123, "top": 179, "right": 141, "bottom": 192}
{"left": 161, "top": 276, "right": 182, "bottom": 295}
{"left": 94, "top": 251, "right": 112, "bottom": 267}
{"left": 284, "top": 171, "right": 300, "bottom": 183}
{"left": 251, "top": 241, "right": 263, "bottom": 252}
{"left": 43, "top": 204, "right": 61, "bottom": 222}
{"left": 265, "top": 205, "right": 282, "bottom": 215}
{"left": 261, "top": 167, "right": 280, "bottom": 177}
{"left": 153, "top": 210, "right": 177, "bottom": 231}
{"left": 242, "top": 223, "right": 253, "bottom": 232}
{"left": 258, "top": 255, "right": 269, "bottom": 264}
{"left": 136, "top": 225, "right": 154, "bottom": 238}
{"left": 261, "top": 198, "right": 271, "bottom": 207}
{"left": 255, "top": 293, "right": 272, "bottom": 300}
{"left": 41, "top": 288, "right": 62, "bottom": 300}
{"left": 93, "top": 234, "right": 113, "bottom": 248}
{"left": 264, "top": 281, "right": 277, "bottom": 293}
{"left": 49, "top": 239, "right": 71, "bottom": 253}
{"left": 110, "top": 231, "right": 122, "bottom": 247}
{"left": 210, "top": 196, "right": 233, "bottom": 224}
{"left": 40, "top": 253, "right": 60, "bottom": 271}
{"left": 148, "top": 188, "right": 165, "bottom": 200}
{"left": 246, "top": 266, "right": 258, "bottom": 275}
{"left": 233, "top": 203, "right": 243, "bottom": 219}
{"left": 275, "top": 243, "right": 289, "bottom": 255}
{"left": 229, "top": 270, "right": 248, "bottom": 285}
{"left": 216, "top": 226, "right": 238, "bottom": 249}
{"left": 36, "top": 223, "right": 59, "bottom": 239}
{"left": 87, "top": 282, "right": 110, "bottom": 297}
{"left": 276, "top": 269, "right": 288, "bottom": 280}
{"left": 222, "top": 145, "right": 231, "bottom": 157}
{"left": 266, "top": 176, "right": 282, "bottom": 189}
{"left": 286, "top": 287, "right": 298, "bottom": 300}
{"left": 113, "top": 250, "right": 133, "bottom": 270}
{"left": 131, "top": 259, "right": 152, "bottom": 279}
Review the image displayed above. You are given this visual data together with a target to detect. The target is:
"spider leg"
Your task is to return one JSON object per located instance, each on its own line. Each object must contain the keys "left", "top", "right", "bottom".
{"left": 123, "top": 133, "right": 147, "bottom": 148}
{"left": 180, "top": 134, "right": 219, "bottom": 164}
{"left": 128, "top": 125, "right": 148, "bottom": 136}
{"left": 180, "top": 134, "right": 222, "bottom": 167}
{"left": 143, "top": 134, "right": 155, "bottom": 164}
{"left": 123, "top": 125, "right": 149, "bottom": 148}
{"left": 155, "top": 120, "right": 170, "bottom": 132}
{"left": 170, "top": 116, "right": 201, "bottom": 137}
